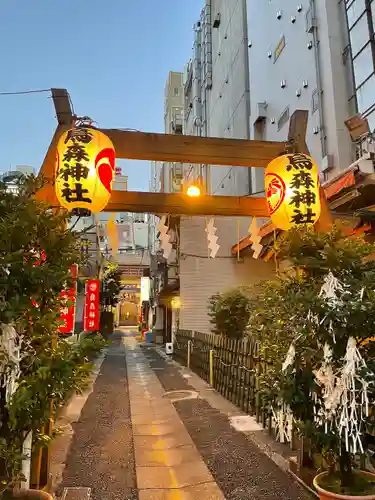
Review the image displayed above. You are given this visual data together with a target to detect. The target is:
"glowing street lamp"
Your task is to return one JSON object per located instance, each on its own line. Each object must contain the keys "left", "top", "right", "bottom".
{"left": 171, "top": 296, "right": 181, "bottom": 309}
{"left": 186, "top": 185, "right": 201, "bottom": 197}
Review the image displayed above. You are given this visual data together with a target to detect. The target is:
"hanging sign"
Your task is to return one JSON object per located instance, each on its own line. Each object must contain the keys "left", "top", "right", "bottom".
{"left": 265, "top": 153, "right": 321, "bottom": 231}
{"left": 59, "top": 264, "right": 78, "bottom": 334}
{"left": 140, "top": 277, "right": 150, "bottom": 302}
{"left": 83, "top": 279, "right": 100, "bottom": 331}
{"left": 55, "top": 127, "right": 115, "bottom": 213}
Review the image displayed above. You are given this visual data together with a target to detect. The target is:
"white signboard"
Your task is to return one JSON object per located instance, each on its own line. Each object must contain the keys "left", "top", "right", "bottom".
{"left": 140, "top": 277, "right": 150, "bottom": 302}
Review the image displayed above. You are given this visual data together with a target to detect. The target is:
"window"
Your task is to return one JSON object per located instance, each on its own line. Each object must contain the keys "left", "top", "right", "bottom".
{"left": 173, "top": 87, "right": 179, "bottom": 96}
{"left": 277, "top": 106, "right": 290, "bottom": 131}
{"left": 345, "top": 0, "right": 375, "bottom": 116}
{"left": 349, "top": 13, "right": 369, "bottom": 55}
{"left": 347, "top": 0, "right": 366, "bottom": 28}
{"left": 353, "top": 44, "right": 374, "bottom": 86}
{"left": 366, "top": 108, "right": 375, "bottom": 132}
{"left": 274, "top": 35, "right": 286, "bottom": 62}
{"left": 357, "top": 74, "right": 375, "bottom": 113}
{"left": 312, "top": 89, "right": 320, "bottom": 113}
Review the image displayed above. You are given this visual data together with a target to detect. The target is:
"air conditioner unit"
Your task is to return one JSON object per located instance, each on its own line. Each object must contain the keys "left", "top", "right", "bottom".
{"left": 254, "top": 102, "right": 267, "bottom": 123}
{"left": 213, "top": 12, "right": 221, "bottom": 28}
{"left": 321, "top": 154, "right": 334, "bottom": 172}
{"left": 352, "top": 153, "right": 374, "bottom": 174}
{"left": 306, "top": 8, "right": 317, "bottom": 33}
{"left": 345, "top": 153, "right": 374, "bottom": 177}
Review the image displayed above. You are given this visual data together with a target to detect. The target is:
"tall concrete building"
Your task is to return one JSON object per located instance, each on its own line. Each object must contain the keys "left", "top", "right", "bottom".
{"left": 148, "top": 72, "right": 185, "bottom": 343}
{"left": 184, "top": 0, "right": 251, "bottom": 195}
{"left": 247, "top": 0, "right": 375, "bottom": 192}
{"left": 178, "top": 0, "right": 273, "bottom": 334}
{"left": 154, "top": 71, "right": 185, "bottom": 194}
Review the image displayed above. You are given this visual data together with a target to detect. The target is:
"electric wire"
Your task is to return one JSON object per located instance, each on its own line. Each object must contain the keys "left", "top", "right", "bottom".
{"left": 0, "top": 87, "right": 76, "bottom": 117}
{"left": 0, "top": 88, "right": 51, "bottom": 95}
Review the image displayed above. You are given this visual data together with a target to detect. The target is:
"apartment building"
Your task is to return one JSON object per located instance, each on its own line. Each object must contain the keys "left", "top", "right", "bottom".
{"left": 247, "top": 0, "right": 375, "bottom": 192}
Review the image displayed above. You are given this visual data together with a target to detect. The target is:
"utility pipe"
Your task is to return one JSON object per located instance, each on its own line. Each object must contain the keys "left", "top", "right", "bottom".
{"left": 311, "top": 0, "right": 328, "bottom": 158}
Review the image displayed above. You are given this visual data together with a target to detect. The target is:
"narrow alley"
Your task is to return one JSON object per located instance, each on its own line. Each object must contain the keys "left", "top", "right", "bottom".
{"left": 51, "top": 331, "right": 311, "bottom": 500}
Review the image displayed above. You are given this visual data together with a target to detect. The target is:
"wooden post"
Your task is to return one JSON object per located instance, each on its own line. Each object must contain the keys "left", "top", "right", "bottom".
{"left": 187, "top": 340, "right": 192, "bottom": 369}
{"left": 287, "top": 110, "right": 332, "bottom": 473}
{"left": 287, "top": 110, "right": 333, "bottom": 232}
{"left": 209, "top": 350, "right": 214, "bottom": 386}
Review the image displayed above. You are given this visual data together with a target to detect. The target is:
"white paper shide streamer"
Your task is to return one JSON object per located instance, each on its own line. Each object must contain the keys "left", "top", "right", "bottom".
{"left": 0, "top": 324, "right": 22, "bottom": 402}
{"left": 272, "top": 343, "right": 296, "bottom": 443}
{"left": 315, "top": 273, "right": 370, "bottom": 454}
{"left": 158, "top": 215, "right": 172, "bottom": 259}
{"left": 205, "top": 218, "right": 220, "bottom": 258}
{"left": 278, "top": 272, "right": 372, "bottom": 453}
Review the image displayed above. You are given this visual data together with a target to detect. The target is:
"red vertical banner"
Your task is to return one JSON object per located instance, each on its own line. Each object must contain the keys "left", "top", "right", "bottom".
{"left": 84, "top": 279, "right": 100, "bottom": 331}
{"left": 59, "top": 264, "right": 78, "bottom": 334}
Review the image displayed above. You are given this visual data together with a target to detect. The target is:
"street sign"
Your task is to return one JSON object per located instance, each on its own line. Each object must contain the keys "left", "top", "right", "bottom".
{"left": 83, "top": 279, "right": 100, "bottom": 331}
{"left": 59, "top": 264, "right": 78, "bottom": 334}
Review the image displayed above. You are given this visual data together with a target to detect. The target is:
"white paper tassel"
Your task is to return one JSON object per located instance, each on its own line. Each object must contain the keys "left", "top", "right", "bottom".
{"left": 319, "top": 271, "right": 349, "bottom": 307}
{"left": 272, "top": 404, "right": 293, "bottom": 443}
{"left": 282, "top": 343, "right": 296, "bottom": 372}
{"left": 314, "top": 336, "right": 371, "bottom": 454}
{"left": 0, "top": 324, "right": 22, "bottom": 402}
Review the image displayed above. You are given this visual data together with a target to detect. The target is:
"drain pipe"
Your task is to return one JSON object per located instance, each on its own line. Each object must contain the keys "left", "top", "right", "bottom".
{"left": 241, "top": 0, "right": 252, "bottom": 194}
{"left": 204, "top": 1, "right": 213, "bottom": 90}
{"left": 192, "top": 20, "right": 203, "bottom": 185}
{"left": 311, "top": 0, "right": 327, "bottom": 158}
{"left": 202, "top": 0, "right": 213, "bottom": 190}
{"left": 192, "top": 21, "right": 202, "bottom": 136}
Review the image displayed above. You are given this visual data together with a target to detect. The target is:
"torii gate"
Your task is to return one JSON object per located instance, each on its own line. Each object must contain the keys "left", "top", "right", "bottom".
{"left": 33, "top": 89, "right": 334, "bottom": 490}
{"left": 37, "top": 89, "right": 332, "bottom": 231}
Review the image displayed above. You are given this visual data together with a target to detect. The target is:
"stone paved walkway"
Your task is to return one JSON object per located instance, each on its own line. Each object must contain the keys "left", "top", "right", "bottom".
{"left": 52, "top": 330, "right": 312, "bottom": 500}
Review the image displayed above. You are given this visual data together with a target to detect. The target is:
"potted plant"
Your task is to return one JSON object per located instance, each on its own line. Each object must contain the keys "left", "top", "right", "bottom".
{"left": 0, "top": 177, "right": 105, "bottom": 498}
{"left": 252, "top": 229, "right": 375, "bottom": 498}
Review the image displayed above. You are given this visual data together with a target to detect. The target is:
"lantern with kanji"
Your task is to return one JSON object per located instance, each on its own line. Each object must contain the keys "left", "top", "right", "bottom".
{"left": 55, "top": 127, "right": 115, "bottom": 213}
{"left": 265, "top": 153, "right": 321, "bottom": 231}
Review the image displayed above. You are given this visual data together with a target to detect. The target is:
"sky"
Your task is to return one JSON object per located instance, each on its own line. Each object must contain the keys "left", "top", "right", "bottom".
{"left": 0, "top": 0, "right": 202, "bottom": 191}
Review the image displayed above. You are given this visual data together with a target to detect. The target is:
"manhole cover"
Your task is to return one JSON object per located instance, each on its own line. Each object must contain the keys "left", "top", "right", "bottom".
{"left": 62, "top": 487, "right": 91, "bottom": 500}
{"left": 163, "top": 390, "right": 199, "bottom": 402}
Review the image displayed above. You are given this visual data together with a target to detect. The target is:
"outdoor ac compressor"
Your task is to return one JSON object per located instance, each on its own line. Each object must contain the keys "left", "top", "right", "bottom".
{"left": 165, "top": 342, "right": 173, "bottom": 355}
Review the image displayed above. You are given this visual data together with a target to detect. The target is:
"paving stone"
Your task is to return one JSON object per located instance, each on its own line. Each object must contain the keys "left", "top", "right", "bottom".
{"left": 145, "top": 348, "right": 311, "bottom": 500}
{"left": 136, "top": 460, "right": 212, "bottom": 489}
{"left": 131, "top": 414, "right": 176, "bottom": 425}
{"left": 138, "top": 481, "right": 225, "bottom": 500}
{"left": 132, "top": 422, "right": 187, "bottom": 436}
{"left": 57, "top": 333, "right": 138, "bottom": 500}
{"left": 133, "top": 432, "right": 193, "bottom": 452}
{"left": 134, "top": 444, "right": 201, "bottom": 467}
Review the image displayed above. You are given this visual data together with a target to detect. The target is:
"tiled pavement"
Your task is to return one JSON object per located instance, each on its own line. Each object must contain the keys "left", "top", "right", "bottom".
{"left": 52, "top": 330, "right": 312, "bottom": 500}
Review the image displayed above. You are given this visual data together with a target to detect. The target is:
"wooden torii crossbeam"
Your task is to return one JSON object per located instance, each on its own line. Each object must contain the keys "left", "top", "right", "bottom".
{"left": 36, "top": 89, "right": 332, "bottom": 229}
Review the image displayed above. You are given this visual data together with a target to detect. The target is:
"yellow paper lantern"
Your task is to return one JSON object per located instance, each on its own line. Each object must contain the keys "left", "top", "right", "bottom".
{"left": 55, "top": 127, "right": 115, "bottom": 213}
{"left": 265, "top": 153, "right": 321, "bottom": 231}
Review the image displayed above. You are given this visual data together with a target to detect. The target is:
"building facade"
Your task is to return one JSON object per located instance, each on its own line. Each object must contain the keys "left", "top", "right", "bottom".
{"left": 149, "top": 1, "right": 276, "bottom": 336}
{"left": 148, "top": 72, "right": 184, "bottom": 343}
{"left": 179, "top": 0, "right": 270, "bottom": 334}
{"left": 247, "top": 0, "right": 375, "bottom": 192}
{"left": 184, "top": 0, "right": 251, "bottom": 195}
{"left": 0, "top": 165, "right": 35, "bottom": 194}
